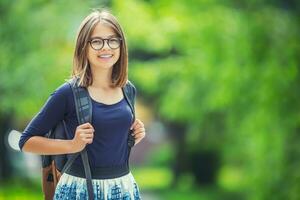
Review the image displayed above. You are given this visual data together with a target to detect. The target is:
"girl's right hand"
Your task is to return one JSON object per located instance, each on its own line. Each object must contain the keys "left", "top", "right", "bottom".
{"left": 70, "top": 123, "right": 94, "bottom": 153}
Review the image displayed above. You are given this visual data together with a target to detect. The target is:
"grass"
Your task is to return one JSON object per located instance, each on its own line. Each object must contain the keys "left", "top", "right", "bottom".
{"left": 0, "top": 178, "right": 43, "bottom": 200}
{"left": 131, "top": 166, "right": 173, "bottom": 190}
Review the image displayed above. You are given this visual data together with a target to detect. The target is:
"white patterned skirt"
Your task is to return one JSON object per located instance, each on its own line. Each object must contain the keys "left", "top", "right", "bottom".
{"left": 54, "top": 172, "right": 141, "bottom": 200}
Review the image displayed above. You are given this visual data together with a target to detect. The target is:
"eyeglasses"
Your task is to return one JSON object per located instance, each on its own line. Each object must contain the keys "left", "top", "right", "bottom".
{"left": 88, "top": 37, "right": 122, "bottom": 50}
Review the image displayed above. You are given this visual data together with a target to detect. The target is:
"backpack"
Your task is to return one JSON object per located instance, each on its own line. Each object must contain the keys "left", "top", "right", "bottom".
{"left": 41, "top": 77, "right": 136, "bottom": 200}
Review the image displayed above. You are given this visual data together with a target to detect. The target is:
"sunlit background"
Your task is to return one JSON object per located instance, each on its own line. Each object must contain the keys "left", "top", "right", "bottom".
{"left": 0, "top": 0, "right": 300, "bottom": 199}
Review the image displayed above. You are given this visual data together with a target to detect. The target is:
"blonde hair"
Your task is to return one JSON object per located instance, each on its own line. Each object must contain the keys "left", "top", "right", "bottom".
{"left": 71, "top": 9, "right": 128, "bottom": 87}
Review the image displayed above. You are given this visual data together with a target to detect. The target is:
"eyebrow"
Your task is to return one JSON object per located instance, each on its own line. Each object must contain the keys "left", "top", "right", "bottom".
{"left": 90, "top": 35, "right": 118, "bottom": 40}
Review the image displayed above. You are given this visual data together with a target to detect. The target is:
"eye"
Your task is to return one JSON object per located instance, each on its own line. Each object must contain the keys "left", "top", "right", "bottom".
{"left": 91, "top": 39, "right": 103, "bottom": 45}
{"left": 109, "top": 37, "right": 121, "bottom": 46}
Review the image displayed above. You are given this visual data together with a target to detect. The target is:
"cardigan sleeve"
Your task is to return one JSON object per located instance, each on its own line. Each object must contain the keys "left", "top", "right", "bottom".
{"left": 18, "top": 83, "right": 71, "bottom": 151}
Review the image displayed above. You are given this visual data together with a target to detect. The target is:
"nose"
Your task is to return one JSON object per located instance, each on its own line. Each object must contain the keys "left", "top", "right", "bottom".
{"left": 102, "top": 40, "right": 110, "bottom": 50}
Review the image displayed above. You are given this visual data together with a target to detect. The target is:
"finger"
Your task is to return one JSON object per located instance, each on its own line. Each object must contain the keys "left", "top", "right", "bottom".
{"left": 130, "top": 119, "right": 138, "bottom": 130}
{"left": 131, "top": 119, "right": 144, "bottom": 130}
{"left": 80, "top": 135, "right": 94, "bottom": 140}
{"left": 77, "top": 127, "right": 94, "bottom": 133}
{"left": 78, "top": 123, "right": 93, "bottom": 129}
{"left": 82, "top": 138, "right": 93, "bottom": 144}
{"left": 134, "top": 132, "right": 145, "bottom": 139}
{"left": 136, "top": 120, "right": 144, "bottom": 130}
{"left": 132, "top": 128, "right": 145, "bottom": 135}
{"left": 135, "top": 131, "right": 146, "bottom": 143}
{"left": 81, "top": 136, "right": 93, "bottom": 140}
{"left": 77, "top": 128, "right": 94, "bottom": 134}
{"left": 133, "top": 124, "right": 144, "bottom": 130}
{"left": 133, "top": 130, "right": 145, "bottom": 137}
{"left": 137, "top": 120, "right": 144, "bottom": 128}
{"left": 79, "top": 129, "right": 94, "bottom": 134}
{"left": 80, "top": 133, "right": 94, "bottom": 138}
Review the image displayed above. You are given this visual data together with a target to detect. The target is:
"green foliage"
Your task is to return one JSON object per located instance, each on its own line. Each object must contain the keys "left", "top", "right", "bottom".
{"left": 0, "top": 0, "right": 89, "bottom": 119}
{"left": 114, "top": 0, "right": 300, "bottom": 199}
{"left": 132, "top": 167, "right": 172, "bottom": 190}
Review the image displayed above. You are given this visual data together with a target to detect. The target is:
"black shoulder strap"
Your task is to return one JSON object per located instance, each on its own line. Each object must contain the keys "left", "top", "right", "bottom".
{"left": 123, "top": 80, "right": 136, "bottom": 113}
{"left": 61, "top": 77, "right": 94, "bottom": 200}
{"left": 122, "top": 80, "right": 137, "bottom": 170}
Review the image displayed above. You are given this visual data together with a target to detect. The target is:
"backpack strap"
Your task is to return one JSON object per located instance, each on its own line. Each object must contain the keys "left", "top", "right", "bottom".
{"left": 124, "top": 80, "right": 136, "bottom": 115}
{"left": 61, "top": 78, "right": 136, "bottom": 200}
{"left": 62, "top": 77, "right": 94, "bottom": 200}
{"left": 122, "top": 80, "right": 137, "bottom": 169}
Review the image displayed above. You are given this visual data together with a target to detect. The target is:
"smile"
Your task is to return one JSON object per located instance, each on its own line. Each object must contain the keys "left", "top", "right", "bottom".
{"left": 98, "top": 54, "right": 113, "bottom": 58}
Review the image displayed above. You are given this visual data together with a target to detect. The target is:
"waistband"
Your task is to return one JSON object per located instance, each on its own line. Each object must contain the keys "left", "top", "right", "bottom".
{"left": 65, "top": 163, "right": 130, "bottom": 179}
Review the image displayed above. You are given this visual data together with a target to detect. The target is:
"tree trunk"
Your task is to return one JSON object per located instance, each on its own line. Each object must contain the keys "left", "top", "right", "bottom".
{"left": 166, "top": 121, "right": 187, "bottom": 188}
{"left": 0, "top": 112, "right": 14, "bottom": 183}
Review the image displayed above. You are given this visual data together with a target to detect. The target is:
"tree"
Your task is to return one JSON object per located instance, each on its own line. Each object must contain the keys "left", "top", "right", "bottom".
{"left": 114, "top": 0, "right": 300, "bottom": 199}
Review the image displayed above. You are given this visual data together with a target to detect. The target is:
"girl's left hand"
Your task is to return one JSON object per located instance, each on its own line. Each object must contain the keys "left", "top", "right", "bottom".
{"left": 130, "top": 119, "right": 146, "bottom": 145}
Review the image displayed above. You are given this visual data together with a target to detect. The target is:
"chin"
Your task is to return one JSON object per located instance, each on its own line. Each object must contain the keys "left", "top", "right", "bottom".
{"left": 94, "top": 63, "right": 115, "bottom": 69}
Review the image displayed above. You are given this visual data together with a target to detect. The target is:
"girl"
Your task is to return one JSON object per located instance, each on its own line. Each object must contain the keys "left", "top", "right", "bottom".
{"left": 18, "top": 9, "right": 145, "bottom": 199}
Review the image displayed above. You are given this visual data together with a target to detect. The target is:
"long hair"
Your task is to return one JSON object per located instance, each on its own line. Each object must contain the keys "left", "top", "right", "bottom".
{"left": 71, "top": 9, "right": 128, "bottom": 87}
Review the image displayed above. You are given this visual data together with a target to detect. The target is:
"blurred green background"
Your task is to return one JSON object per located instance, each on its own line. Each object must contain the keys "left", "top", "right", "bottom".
{"left": 0, "top": 0, "right": 300, "bottom": 199}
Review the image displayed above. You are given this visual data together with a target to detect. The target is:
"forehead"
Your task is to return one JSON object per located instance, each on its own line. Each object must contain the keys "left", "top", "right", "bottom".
{"left": 90, "top": 22, "right": 118, "bottom": 38}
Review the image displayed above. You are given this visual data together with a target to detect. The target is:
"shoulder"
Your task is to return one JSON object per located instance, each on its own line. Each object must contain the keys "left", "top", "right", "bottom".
{"left": 46, "top": 82, "right": 74, "bottom": 107}
{"left": 51, "top": 82, "right": 73, "bottom": 97}
{"left": 48, "top": 81, "right": 75, "bottom": 114}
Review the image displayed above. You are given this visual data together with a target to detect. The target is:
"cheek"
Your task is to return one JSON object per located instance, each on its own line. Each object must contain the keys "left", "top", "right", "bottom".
{"left": 86, "top": 48, "right": 92, "bottom": 60}
{"left": 87, "top": 49, "right": 96, "bottom": 62}
{"left": 115, "top": 49, "right": 121, "bottom": 60}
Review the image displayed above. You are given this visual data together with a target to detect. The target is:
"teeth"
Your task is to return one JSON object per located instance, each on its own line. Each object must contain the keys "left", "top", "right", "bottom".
{"left": 99, "top": 54, "right": 113, "bottom": 58}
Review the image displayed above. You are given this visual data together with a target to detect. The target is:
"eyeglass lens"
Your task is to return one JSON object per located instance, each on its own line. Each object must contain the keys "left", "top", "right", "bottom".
{"left": 90, "top": 38, "right": 121, "bottom": 50}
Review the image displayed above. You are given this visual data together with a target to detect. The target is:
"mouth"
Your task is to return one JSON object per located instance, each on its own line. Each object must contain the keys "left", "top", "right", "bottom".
{"left": 97, "top": 54, "right": 113, "bottom": 59}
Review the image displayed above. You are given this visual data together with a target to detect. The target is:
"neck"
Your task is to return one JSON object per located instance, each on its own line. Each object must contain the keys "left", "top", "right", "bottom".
{"left": 90, "top": 65, "right": 114, "bottom": 89}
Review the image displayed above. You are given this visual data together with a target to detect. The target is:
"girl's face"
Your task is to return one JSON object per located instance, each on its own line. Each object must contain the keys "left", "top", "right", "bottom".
{"left": 87, "top": 22, "right": 121, "bottom": 70}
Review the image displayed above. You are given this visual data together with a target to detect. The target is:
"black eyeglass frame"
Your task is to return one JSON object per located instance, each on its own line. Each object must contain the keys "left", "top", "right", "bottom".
{"left": 88, "top": 37, "right": 123, "bottom": 50}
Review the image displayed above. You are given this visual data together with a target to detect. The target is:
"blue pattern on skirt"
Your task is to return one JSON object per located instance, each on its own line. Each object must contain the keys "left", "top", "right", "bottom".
{"left": 54, "top": 172, "right": 141, "bottom": 200}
